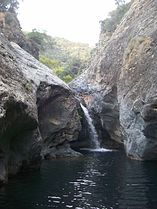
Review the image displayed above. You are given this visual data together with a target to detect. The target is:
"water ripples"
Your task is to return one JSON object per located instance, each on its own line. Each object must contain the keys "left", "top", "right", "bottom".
{"left": 0, "top": 152, "right": 157, "bottom": 209}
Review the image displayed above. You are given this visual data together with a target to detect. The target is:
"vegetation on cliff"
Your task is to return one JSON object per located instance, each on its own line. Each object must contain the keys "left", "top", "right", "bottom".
{"left": 26, "top": 30, "right": 92, "bottom": 83}
{"left": 0, "top": 0, "right": 20, "bottom": 13}
{"left": 0, "top": 0, "right": 39, "bottom": 59}
{"left": 100, "top": 1, "right": 131, "bottom": 34}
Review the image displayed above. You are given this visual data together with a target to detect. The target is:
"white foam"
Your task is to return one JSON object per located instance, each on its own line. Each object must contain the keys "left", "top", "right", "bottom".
{"left": 80, "top": 148, "right": 114, "bottom": 152}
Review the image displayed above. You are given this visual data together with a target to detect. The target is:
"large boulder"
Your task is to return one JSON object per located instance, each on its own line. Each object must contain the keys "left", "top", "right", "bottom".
{"left": 0, "top": 34, "right": 81, "bottom": 184}
{"left": 71, "top": 0, "right": 157, "bottom": 160}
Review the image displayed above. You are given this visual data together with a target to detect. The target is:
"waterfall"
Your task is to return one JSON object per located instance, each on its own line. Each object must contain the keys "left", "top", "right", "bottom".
{"left": 80, "top": 103, "right": 100, "bottom": 149}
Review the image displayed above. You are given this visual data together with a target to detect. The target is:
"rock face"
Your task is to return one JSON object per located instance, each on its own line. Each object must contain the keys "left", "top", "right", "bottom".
{"left": 71, "top": 0, "right": 157, "bottom": 160}
{"left": 0, "top": 35, "right": 81, "bottom": 183}
{"left": 0, "top": 12, "right": 39, "bottom": 59}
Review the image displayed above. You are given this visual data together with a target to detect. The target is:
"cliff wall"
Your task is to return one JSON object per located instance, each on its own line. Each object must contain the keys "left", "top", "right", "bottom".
{"left": 71, "top": 0, "right": 157, "bottom": 160}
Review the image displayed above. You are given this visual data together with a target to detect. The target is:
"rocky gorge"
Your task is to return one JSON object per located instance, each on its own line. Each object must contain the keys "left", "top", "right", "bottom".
{"left": 0, "top": 0, "right": 157, "bottom": 186}
{"left": 71, "top": 0, "right": 157, "bottom": 160}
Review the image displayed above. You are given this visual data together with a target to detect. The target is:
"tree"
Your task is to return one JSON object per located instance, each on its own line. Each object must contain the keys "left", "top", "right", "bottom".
{"left": 26, "top": 30, "right": 91, "bottom": 82}
{"left": 115, "top": 0, "right": 126, "bottom": 6}
{"left": 0, "top": 0, "right": 20, "bottom": 13}
{"left": 100, "top": 2, "right": 131, "bottom": 33}
{"left": 27, "top": 29, "right": 45, "bottom": 46}
{"left": 8, "top": 0, "right": 19, "bottom": 13}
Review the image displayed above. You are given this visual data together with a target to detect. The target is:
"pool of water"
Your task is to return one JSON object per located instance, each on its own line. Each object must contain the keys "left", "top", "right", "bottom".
{"left": 0, "top": 151, "right": 157, "bottom": 209}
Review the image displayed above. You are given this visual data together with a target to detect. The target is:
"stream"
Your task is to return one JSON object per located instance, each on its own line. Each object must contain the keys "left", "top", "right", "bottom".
{"left": 0, "top": 150, "right": 157, "bottom": 209}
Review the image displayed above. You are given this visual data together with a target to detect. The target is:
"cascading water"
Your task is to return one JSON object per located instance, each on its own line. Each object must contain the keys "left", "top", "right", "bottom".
{"left": 80, "top": 103, "right": 100, "bottom": 149}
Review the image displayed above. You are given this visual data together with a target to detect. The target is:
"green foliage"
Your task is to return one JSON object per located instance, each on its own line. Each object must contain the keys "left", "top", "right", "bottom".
{"left": 115, "top": 0, "right": 126, "bottom": 6}
{"left": 39, "top": 55, "right": 60, "bottom": 69}
{"left": 0, "top": 0, "right": 20, "bottom": 13}
{"left": 39, "top": 55, "right": 74, "bottom": 83}
{"left": 53, "top": 67, "right": 65, "bottom": 77}
{"left": 26, "top": 30, "right": 92, "bottom": 83}
{"left": 27, "top": 29, "right": 47, "bottom": 46}
{"left": 100, "top": 2, "right": 131, "bottom": 33}
{"left": 62, "top": 75, "right": 73, "bottom": 83}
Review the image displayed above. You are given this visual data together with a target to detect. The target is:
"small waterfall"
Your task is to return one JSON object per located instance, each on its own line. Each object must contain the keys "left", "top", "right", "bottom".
{"left": 80, "top": 103, "right": 100, "bottom": 149}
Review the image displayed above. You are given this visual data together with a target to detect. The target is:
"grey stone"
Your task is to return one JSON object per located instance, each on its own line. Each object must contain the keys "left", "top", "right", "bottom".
{"left": 71, "top": 0, "right": 157, "bottom": 160}
{"left": 0, "top": 35, "right": 81, "bottom": 184}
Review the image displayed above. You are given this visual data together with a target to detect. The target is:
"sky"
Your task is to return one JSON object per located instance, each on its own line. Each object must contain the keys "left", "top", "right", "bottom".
{"left": 18, "top": 0, "right": 117, "bottom": 46}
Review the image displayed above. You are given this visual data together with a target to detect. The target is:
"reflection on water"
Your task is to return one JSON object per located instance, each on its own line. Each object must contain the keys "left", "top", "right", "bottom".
{"left": 0, "top": 151, "right": 157, "bottom": 209}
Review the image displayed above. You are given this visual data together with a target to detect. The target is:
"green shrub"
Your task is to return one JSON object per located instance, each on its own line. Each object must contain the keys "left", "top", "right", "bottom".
{"left": 100, "top": 2, "right": 131, "bottom": 33}
{"left": 39, "top": 55, "right": 61, "bottom": 69}
{"left": 26, "top": 30, "right": 91, "bottom": 81}
{"left": 62, "top": 75, "right": 73, "bottom": 83}
{"left": 39, "top": 55, "right": 74, "bottom": 83}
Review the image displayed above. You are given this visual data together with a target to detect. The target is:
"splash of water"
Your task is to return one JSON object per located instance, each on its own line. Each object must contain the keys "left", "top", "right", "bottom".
{"left": 80, "top": 103, "right": 100, "bottom": 149}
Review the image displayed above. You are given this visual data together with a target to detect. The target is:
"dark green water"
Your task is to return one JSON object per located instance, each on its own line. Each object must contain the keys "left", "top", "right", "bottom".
{"left": 0, "top": 151, "right": 157, "bottom": 209}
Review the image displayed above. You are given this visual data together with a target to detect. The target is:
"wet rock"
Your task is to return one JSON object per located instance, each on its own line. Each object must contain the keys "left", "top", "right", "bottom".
{"left": 37, "top": 83, "right": 80, "bottom": 149}
{"left": 0, "top": 36, "right": 41, "bottom": 183}
{"left": 0, "top": 35, "right": 81, "bottom": 184}
{"left": 42, "top": 143, "right": 82, "bottom": 159}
